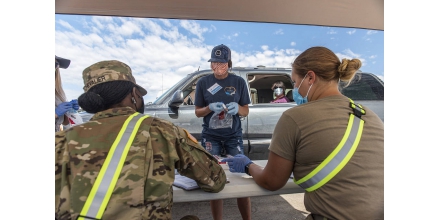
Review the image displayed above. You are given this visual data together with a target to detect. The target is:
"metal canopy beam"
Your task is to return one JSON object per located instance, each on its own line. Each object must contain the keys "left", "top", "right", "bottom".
{"left": 55, "top": 0, "right": 384, "bottom": 30}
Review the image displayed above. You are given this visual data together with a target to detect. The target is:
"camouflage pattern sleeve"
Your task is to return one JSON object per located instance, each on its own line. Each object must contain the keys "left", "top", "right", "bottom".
{"left": 174, "top": 127, "right": 226, "bottom": 193}
{"left": 55, "top": 130, "right": 72, "bottom": 220}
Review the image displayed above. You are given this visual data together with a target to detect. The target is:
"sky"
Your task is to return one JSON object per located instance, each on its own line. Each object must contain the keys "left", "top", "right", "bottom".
{"left": 55, "top": 14, "right": 384, "bottom": 104}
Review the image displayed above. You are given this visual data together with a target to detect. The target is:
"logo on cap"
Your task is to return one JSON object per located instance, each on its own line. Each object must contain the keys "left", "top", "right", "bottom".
{"left": 215, "top": 50, "right": 222, "bottom": 56}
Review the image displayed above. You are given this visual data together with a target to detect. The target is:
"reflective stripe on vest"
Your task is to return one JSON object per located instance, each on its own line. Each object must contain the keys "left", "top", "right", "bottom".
{"left": 294, "top": 100, "right": 365, "bottom": 192}
{"left": 78, "top": 112, "right": 150, "bottom": 220}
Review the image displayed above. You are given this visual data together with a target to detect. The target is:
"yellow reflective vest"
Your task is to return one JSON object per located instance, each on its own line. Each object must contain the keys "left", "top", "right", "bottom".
{"left": 294, "top": 99, "right": 365, "bottom": 192}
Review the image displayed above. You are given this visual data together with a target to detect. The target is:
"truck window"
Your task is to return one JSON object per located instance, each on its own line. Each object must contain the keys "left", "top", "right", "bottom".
{"left": 183, "top": 83, "right": 197, "bottom": 105}
{"left": 340, "top": 73, "right": 384, "bottom": 100}
{"left": 247, "top": 73, "right": 294, "bottom": 104}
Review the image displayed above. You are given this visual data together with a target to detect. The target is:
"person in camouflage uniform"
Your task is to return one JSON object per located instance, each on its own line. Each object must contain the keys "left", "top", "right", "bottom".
{"left": 55, "top": 60, "right": 227, "bottom": 220}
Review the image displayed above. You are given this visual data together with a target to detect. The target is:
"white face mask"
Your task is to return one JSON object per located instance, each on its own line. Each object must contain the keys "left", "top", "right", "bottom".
{"left": 273, "top": 87, "right": 284, "bottom": 96}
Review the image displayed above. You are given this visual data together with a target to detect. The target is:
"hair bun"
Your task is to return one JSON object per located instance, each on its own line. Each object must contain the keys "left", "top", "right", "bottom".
{"left": 338, "top": 58, "right": 350, "bottom": 73}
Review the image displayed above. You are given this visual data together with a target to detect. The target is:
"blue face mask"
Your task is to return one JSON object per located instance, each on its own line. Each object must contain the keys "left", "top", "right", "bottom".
{"left": 293, "top": 75, "right": 313, "bottom": 105}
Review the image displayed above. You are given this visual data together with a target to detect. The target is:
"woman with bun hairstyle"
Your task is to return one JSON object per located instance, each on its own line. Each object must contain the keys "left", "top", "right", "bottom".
{"left": 222, "top": 46, "right": 384, "bottom": 220}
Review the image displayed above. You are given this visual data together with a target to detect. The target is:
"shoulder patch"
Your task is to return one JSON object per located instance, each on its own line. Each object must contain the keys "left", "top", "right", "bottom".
{"left": 183, "top": 128, "right": 198, "bottom": 144}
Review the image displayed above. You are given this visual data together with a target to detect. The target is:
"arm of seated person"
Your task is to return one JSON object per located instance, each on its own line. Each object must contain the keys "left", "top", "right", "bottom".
{"left": 249, "top": 151, "right": 293, "bottom": 191}
{"left": 174, "top": 127, "right": 227, "bottom": 193}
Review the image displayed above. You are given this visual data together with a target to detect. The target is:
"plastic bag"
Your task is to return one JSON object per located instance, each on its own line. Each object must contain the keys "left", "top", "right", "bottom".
{"left": 209, "top": 110, "right": 233, "bottom": 129}
{"left": 65, "top": 112, "right": 84, "bottom": 127}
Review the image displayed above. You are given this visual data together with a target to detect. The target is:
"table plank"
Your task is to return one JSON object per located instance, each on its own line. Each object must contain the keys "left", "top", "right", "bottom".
{"left": 173, "top": 160, "right": 304, "bottom": 203}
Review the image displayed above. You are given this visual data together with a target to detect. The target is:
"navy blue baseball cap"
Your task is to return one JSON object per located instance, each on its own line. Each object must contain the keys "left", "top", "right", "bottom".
{"left": 55, "top": 55, "right": 71, "bottom": 69}
{"left": 208, "top": 44, "right": 231, "bottom": 63}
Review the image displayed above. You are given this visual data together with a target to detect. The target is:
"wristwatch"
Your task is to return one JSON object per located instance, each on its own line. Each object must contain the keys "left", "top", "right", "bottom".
{"left": 245, "top": 162, "right": 254, "bottom": 176}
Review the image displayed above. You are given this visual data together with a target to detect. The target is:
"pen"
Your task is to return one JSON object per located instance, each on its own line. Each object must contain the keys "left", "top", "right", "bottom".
{"left": 214, "top": 155, "right": 226, "bottom": 164}
{"left": 237, "top": 146, "right": 242, "bottom": 154}
{"left": 222, "top": 103, "right": 227, "bottom": 112}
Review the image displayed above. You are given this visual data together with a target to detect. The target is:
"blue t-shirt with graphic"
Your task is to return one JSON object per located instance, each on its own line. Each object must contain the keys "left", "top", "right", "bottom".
{"left": 194, "top": 73, "right": 251, "bottom": 140}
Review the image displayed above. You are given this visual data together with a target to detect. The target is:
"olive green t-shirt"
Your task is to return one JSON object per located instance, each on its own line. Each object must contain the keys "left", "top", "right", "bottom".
{"left": 269, "top": 95, "right": 384, "bottom": 220}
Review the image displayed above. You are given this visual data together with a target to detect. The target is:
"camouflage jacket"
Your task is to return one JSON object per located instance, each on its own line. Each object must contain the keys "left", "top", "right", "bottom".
{"left": 55, "top": 107, "right": 226, "bottom": 220}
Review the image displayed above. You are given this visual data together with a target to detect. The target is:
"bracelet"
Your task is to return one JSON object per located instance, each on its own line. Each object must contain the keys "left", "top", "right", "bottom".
{"left": 245, "top": 162, "right": 254, "bottom": 176}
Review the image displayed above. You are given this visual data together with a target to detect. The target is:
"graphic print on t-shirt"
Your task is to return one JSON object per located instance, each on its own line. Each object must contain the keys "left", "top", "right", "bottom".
{"left": 224, "top": 87, "right": 236, "bottom": 96}
{"left": 208, "top": 83, "right": 222, "bottom": 95}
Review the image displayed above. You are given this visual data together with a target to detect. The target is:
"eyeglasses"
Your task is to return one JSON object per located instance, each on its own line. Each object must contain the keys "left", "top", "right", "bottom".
{"left": 55, "top": 61, "right": 60, "bottom": 69}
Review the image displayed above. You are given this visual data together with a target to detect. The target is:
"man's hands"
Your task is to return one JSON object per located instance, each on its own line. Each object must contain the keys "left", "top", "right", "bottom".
{"left": 221, "top": 154, "right": 252, "bottom": 173}
{"left": 55, "top": 102, "right": 72, "bottom": 117}
{"left": 209, "top": 102, "right": 225, "bottom": 113}
{"left": 226, "top": 102, "right": 239, "bottom": 115}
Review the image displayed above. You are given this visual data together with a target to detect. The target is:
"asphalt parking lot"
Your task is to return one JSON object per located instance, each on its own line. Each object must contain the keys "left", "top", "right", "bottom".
{"left": 172, "top": 193, "right": 310, "bottom": 220}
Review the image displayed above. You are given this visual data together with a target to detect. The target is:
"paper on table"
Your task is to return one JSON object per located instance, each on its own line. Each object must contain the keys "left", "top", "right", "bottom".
{"left": 173, "top": 172, "right": 230, "bottom": 191}
{"left": 173, "top": 174, "right": 200, "bottom": 190}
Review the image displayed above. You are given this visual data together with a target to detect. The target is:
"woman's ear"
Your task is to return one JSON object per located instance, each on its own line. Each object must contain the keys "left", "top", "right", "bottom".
{"left": 131, "top": 87, "right": 137, "bottom": 97}
{"left": 307, "top": 71, "right": 316, "bottom": 84}
{"left": 132, "top": 87, "right": 142, "bottom": 98}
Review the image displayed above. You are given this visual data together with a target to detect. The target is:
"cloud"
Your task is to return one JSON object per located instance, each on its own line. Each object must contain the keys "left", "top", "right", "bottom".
{"left": 57, "top": 20, "right": 76, "bottom": 31}
{"left": 335, "top": 49, "right": 367, "bottom": 69}
{"left": 347, "top": 30, "right": 356, "bottom": 35}
{"left": 342, "top": 49, "right": 361, "bottom": 58}
{"left": 274, "top": 29, "right": 284, "bottom": 35}
{"left": 56, "top": 16, "right": 383, "bottom": 104}
{"left": 56, "top": 16, "right": 304, "bottom": 103}
{"left": 179, "top": 20, "right": 210, "bottom": 40}
{"left": 327, "top": 29, "right": 337, "bottom": 34}
{"left": 222, "top": 32, "right": 239, "bottom": 40}
{"left": 377, "top": 75, "right": 384, "bottom": 81}
{"left": 367, "top": 30, "right": 378, "bottom": 35}
{"left": 369, "top": 55, "right": 377, "bottom": 59}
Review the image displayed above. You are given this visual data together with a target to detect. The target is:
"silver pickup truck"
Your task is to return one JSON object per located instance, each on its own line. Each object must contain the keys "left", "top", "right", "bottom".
{"left": 80, "top": 66, "right": 384, "bottom": 160}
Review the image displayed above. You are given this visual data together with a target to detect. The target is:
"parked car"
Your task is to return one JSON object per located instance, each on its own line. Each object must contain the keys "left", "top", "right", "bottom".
{"left": 80, "top": 66, "right": 384, "bottom": 159}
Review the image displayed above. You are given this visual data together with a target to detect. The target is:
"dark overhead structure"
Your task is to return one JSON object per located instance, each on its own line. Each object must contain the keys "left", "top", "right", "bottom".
{"left": 55, "top": 0, "right": 384, "bottom": 31}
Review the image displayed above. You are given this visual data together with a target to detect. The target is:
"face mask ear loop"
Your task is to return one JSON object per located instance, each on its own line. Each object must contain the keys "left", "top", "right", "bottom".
{"left": 304, "top": 74, "right": 313, "bottom": 99}
{"left": 296, "top": 74, "right": 308, "bottom": 90}
{"left": 305, "top": 84, "right": 313, "bottom": 98}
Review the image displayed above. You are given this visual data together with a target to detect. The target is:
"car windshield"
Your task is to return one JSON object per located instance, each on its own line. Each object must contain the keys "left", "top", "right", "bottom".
{"left": 153, "top": 74, "right": 191, "bottom": 104}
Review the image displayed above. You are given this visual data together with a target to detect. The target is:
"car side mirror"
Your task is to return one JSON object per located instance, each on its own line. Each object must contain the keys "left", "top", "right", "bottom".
{"left": 169, "top": 90, "right": 184, "bottom": 108}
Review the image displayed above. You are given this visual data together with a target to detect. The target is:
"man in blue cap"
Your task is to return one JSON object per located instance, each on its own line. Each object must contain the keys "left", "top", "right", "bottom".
{"left": 194, "top": 44, "right": 252, "bottom": 220}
